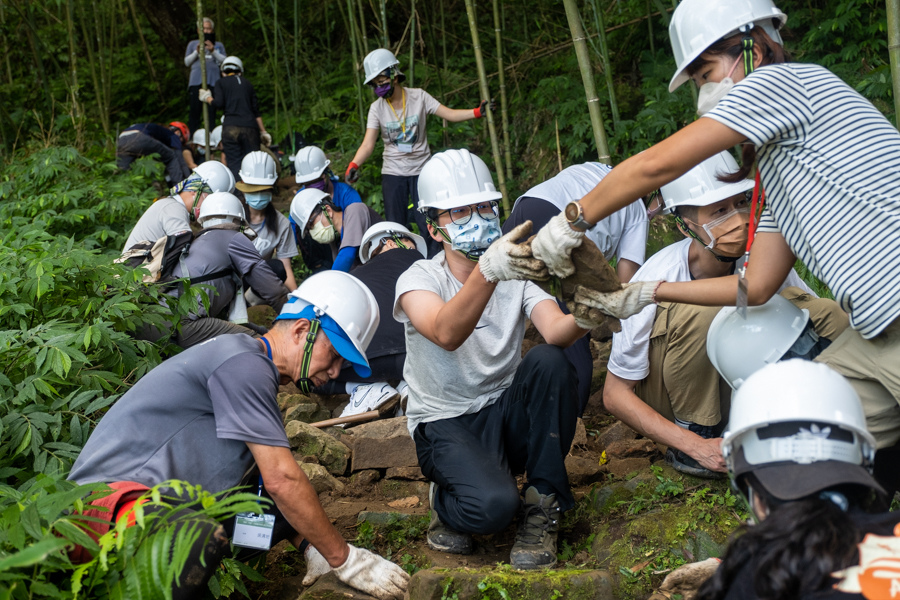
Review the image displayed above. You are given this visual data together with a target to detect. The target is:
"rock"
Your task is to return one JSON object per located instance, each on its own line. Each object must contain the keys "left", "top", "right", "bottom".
{"left": 344, "top": 416, "right": 409, "bottom": 438}
{"left": 298, "top": 572, "right": 376, "bottom": 599}
{"left": 386, "top": 466, "right": 426, "bottom": 481}
{"left": 357, "top": 511, "right": 422, "bottom": 527}
{"left": 247, "top": 304, "right": 277, "bottom": 329}
{"left": 592, "top": 471, "right": 659, "bottom": 514}
{"left": 605, "top": 439, "right": 657, "bottom": 460}
{"left": 409, "top": 567, "right": 614, "bottom": 600}
{"left": 377, "top": 479, "right": 429, "bottom": 501}
{"left": 345, "top": 417, "right": 418, "bottom": 471}
{"left": 590, "top": 319, "right": 618, "bottom": 342}
{"left": 350, "top": 469, "right": 381, "bottom": 486}
{"left": 284, "top": 402, "right": 331, "bottom": 424}
{"left": 598, "top": 421, "right": 637, "bottom": 449}
{"left": 565, "top": 455, "right": 605, "bottom": 486}
{"left": 286, "top": 420, "right": 351, "bottom": 476}
{"left": 606, "top": 457, "right": 652, "bottom": 478}
{"left": 572, "top": 418, "right": 588, "bottom": 448}
{"left": 277, "top": 392, "right": 312, "bottom": 414}
{"left": 388, "top": 496, "right": 420, "bottom": 509}
{"left": 298, "top": 462, "right": 345, "bottom": 494}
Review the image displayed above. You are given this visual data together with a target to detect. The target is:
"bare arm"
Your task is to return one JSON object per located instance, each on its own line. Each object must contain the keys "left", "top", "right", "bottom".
{"left": 182, "top": 148, "right": 198, "bottom": 170}
{"left": 247, "top": 443, "right": 350, "bottom": 567}
{"left": 349, "top": 128, "right": 380, "bottom": 167}
{"left": 530, "top": 298, "right": 587, "bottom": 347}
{"left": 603, "top": 373, "right": 725, "bottom": 473}
{"left": 434, "top": 104, "right": 479, "bottom": 123}
{"left": 616, "top": 259, "right": 641, "bottom": 283}
{"left": 280, "top": 257, "right": 298, "bottom": 291}
{"left": 256, "top": 117, "right": 267, "bottom": 135}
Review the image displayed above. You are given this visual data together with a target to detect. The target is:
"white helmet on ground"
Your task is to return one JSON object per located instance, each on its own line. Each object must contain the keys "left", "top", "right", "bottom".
{"left": 417, "top": 149, "right": 502, "bottom": 213}
{"left": 722, "top": 360, "right": 880, "bottom": 501}
{"left": 294, "top": 146, "right": 331, "bottom": 184}
{"left": 363, "top": 48, "right": 404, "bottom": 84}
{"left": 198, "top": 191, "right": 246, "bottom": 228}
{"left": 222, "top": 55, "right": 244, "bottom": 73}
{"left": 239, "top": 151, "right": 278, "bottom": 186}
{"left": 358, "top": 222, "right": 428, "bottom": 264}
{"left": 661, "top": 151, "right": 754, "bottom": 214}
{"left": 289, "top": 188, "right": 331, "bottom": 238}
{"left": 210, "top": 125, "right": 223, "bottom": 148}
{"left": 707, "top": 294, "right": 809, "bottom": 390}
{"left": 669, "top": 0, "right": 787, "bottom": 92}
{"left": 192, "top": 160, "right": 235, "bottom": 193}
{"left": 276, "top": 270, "right": 380, "bottom": 378}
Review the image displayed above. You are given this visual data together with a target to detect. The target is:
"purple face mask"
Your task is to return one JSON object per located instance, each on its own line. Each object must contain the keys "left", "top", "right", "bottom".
{"left": 374, "top": 83, "right": 393, "bottom": 98}
{"left": 305, "top": 179, "right": 328, "bottom": 192}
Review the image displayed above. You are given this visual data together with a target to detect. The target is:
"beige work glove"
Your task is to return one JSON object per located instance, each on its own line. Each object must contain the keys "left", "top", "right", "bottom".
{"left": 573, "top": 281, "right": 661, "bottom": 320}
{"left": 531, "top": 212, "right": 585, "bottom": 278}
{"left": 301, "top": 545, "right": 332, "bottom": 586}
{"left": 566, "top": 299, "right": 609, "bottom": 331}
{"left": 333, "top": 545, "right": 409, "bottom": 600}
{"left": 198, "top": 88, "right": 212, "bottom": 103}
{"left": 479, "top": 221, "right": 550, "bottom": 283}
{"left": 658, "top": 557, "right": 721, "bottom": 600}
{"left": 260, "top": 131, "right": 273, "bottom": 146}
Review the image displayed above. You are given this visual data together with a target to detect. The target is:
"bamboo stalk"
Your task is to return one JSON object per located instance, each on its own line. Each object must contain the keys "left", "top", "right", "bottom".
{"left": 562, "top": 0, "right": 611, "bottom": 165}
{"left": 357, "top": 0, "right": 368, "bottom": 54}
{"left": 646, "top": 0, "right": 654, "bottom": 54}
{"left": 463, "top": 0, "right": 509, "bottom": 211}
{"left": 379, "top": 0, "right": 388, "bottom": 47}
{"left": 888, "top": 0, "right": 900, "bottom": 125}
{"left": 492, "top": 0, "right": 513, "bottom": 180}
{"left": 127, "top": 0, "right": 164, "bottom": 103}
{"left": 77, "top": 1, "right": 109, "bottom": 135}
{"left": 294, "top": 0, "right": 299, "bottom": 68}
{"left": 197, "top": 0, "right": 210, "bottom": 155}
{"left": 588, "top": 0, "right": 619, "bottom": 132}
{"left": 252, "top": 0, "right": 280, "bottom": 135}
{"left": 408, "top": 0, "right": 415, "bottom": 87}
{"left": 346, "top": 0, "right": 365, "bottom": 131}
{"left": 19, "top": 4, "right": 53, "bottom": 111}
{"left": 1, "top": 3, "right": 13, "bottom": 86}
{"left": 555, "top": 118, "right": 563, "bottom": 173}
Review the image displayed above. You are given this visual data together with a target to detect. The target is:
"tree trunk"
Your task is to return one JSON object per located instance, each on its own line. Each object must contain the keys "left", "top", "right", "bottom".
{"left": 133, "top": 0, "right": 195, "bottom": 69}
{"left": 888, "top": 0, "right": 900, "bottom": 125}
{"left": 492, "top": 0, "right": 513, "bottom": 180}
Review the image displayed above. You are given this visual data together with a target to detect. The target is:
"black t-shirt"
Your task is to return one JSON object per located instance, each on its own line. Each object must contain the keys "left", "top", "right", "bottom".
{"left": 211, "top": 74, "right": 260, "bottom": 129}
{"left": 350, "top": 248, "right": 421, "bottom": 359}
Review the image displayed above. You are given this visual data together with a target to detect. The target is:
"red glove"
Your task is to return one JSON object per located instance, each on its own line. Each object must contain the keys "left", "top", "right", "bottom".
{"left": 345, "top": 162, "right": 360, "bottom": 184}
{"left": 473, "top": 99, "right": 497, "bottom": 119}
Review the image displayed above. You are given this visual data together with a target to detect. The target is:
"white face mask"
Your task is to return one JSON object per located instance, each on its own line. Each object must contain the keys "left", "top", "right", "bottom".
{"left": 697, "top": 58, "right": 742, "bottom": 116}
{"left": 447, "top": 215, "right": 502, "bottom": 257}
{"left": 309, "top": 218, "right": 337, "bottom": 244}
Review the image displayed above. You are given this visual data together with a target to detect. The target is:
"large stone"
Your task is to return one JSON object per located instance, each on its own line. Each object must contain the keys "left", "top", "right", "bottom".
{"left": 409, "top": 567, "right": 614, "bottom": 600}
{"left": 286, "top": 420, "right": 351, "bottom": 476}
{"left": 345, "top": 417, "right": 418, "bottom": 471}
{"left": 277, "top": 392, "right": 312, "bottom": 414}
{"left": 284, "top": 402, "right": 331, "bottom": 424}
{"left": 565, "top": 455, "right": 605, "bottom": 486}
{"left": 606, "top": 457, "right": 651, "bottom": 478}
{"left": 377, "top": 479, "right": 429, "bottom": 501}
{"left": 350, "top": 469, "right": 381, "bottom": 486}
{"left": 598, "top": 421, "right": 637, "bottom": 449}
{"left": 605, "top": 439, "right": 657, "bottom": 460}
{"left": 298, "top": 572, "right": 376, "bottom": 599}
{"left": 298, "top": 462, "right": 345, "bottom": 494}
{"left": 386, "top": 466, "right": 426, "bottom": 480}
{"left": 344, "top": 416, "right": 409, "bottom": 438}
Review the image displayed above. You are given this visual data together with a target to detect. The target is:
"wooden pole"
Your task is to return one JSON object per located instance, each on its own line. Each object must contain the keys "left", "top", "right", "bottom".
{"left": 888, "top": 0, "right": 900, "bottom": 125}
{"left": 588, "top": 0, "right": 619, "bottom": 132}
{"left": 196, "top": 0, "right": 210, "bottom": 156}
{"left": 408, "top": 0, "right": 415, "bottom": 86}
{"left": 562, "top": 0, "right": 611, "bottom": 164}
{"left": 492, "top": 0, "right": 513, "bottom": 180}
{"left": 463, "top": 0, "right": 509, "bottom": 211}
{"left": 380, "top": 0, "right": 388, "bottom": 48}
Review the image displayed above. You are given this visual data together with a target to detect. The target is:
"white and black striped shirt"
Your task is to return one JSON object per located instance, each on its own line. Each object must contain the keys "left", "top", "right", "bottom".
{"left": 706, "top": 63, "right": 900, "bottom": 339}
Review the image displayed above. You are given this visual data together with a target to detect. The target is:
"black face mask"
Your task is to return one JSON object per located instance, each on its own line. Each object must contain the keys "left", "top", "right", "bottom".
{"left": 204, "top": 32, "right": 216, "bottom": 45}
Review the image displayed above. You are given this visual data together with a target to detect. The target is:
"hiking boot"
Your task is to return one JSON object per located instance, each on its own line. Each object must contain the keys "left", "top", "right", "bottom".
{"left": 427, "top": 483, "right": 473, "bottom": 555}
{"left": 339, "top": 382, "right": 399, "bottom": 420}
{"left": 510, "top": 486, "right": 560, "bottom": 570}
{"left": 665, "top": 447, "right": 726, "bottom": 480}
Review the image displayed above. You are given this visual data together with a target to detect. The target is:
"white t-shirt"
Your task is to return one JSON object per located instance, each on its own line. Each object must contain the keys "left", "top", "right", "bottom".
{"left": 516, "top": 162, "right": 648, "bottom": 265}
{"left": 367, "top": 88, "right": 441, "bottom": 177}
{"left": 705, "top": 63, "right": 900, "bottom": 339}
{"left": 248, "top": 211, "right": 298, "bottom": 261}
{"left": 123, "top": 196, "right": 191, "bottom": 251}
{"left": 393, "top": 252, "right": 554, "bottom": 434}
{"left": 607, "top": 238, "right": 814, "bottom": 381}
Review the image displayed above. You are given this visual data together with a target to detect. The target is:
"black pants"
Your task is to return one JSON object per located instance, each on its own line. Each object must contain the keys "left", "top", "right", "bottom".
{"left": 116, "top": 132, "right": 190, "bottom": 183}
{"left": 503, "top": 196, "right": 593, "bottom": 414}
{"left": 188, "top": 84, "right": 217, "bottom": 136}
{"left": 222, "top": 125, "right": 260, "bottom": 182}
{"left": 413, "top": 345, "right": 578, "bottom": 535}
{"left": 382, "top": 174, "right": 440, "bottom": 257}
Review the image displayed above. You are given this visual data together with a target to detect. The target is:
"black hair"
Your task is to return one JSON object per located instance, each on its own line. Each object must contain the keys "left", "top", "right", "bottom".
{"left": 672, "top": 205, "right": 699, "bottom": 223}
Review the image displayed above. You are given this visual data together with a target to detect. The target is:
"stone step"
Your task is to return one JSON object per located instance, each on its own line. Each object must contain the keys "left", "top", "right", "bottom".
{"left": 408, "top": 567, "right": 614, "bottom": 600}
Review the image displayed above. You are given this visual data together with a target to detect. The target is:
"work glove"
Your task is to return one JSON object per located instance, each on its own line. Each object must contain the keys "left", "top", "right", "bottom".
{"left": 479, "top": 221, "right": 550, "bottom": 283}
{"left": 474, "top": 99, "right": 497, "bottom": 118}
{"left": 302, "top": 545, "right": 332, "bottom": 586}
{"left": 198, "top": 88, "right": 212, "bottom": 103}
{"left": 566, "top": 299, "right": 609, "bottom": 331}
{"left": 573, "top": 281, "right": 661, "bottom": 320}
{"left": 260, "top": 131, "right": 273, "bottom": 146}
{"left": 333, "top": 544, "right": 409, "bottom": 600}
{"left": 345, "top": 162, "right": 360, "bottom": 184}
{"left": 531, "top": 212, "right": 584, "bottom": 278}
{"left": 657, "top": 558, "right": 721, "bottom": 600}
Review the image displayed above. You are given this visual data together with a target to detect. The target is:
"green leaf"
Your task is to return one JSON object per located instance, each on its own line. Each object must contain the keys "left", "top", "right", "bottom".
{"left": 0, "top": 538, "right": 67, "bottom": 572}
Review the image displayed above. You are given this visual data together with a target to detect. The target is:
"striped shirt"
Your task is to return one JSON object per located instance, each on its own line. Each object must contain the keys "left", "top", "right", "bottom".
{"left": 705, "top": 63, "right": 900, "bottom": 339}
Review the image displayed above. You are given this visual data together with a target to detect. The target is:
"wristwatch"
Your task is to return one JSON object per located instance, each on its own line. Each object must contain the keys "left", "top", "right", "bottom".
{"left": 564, "top": 201, "right": 592, "bottom": 231}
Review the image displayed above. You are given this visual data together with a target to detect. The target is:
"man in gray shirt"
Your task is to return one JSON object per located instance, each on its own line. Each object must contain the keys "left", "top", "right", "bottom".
{"left": 70, "top": 271, "right": 408, "bottom": 600}
{"left": 394, "top": 150, "right": 589, "bottom": 570}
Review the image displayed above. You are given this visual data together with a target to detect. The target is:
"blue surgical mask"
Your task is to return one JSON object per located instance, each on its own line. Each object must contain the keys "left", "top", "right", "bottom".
{"left": 245, "top": 191, "right": 272, "bottom": 210}
{"left": 447, "top": 215, "right": 501, "bottom": 258}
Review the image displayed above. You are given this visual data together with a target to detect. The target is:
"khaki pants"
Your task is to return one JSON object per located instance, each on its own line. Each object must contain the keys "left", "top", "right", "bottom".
{"left": 635, "top": 287, "right": 849, "bottom": 427}
{"left": 815, "top": 318, "right": 900, "bottom": 449}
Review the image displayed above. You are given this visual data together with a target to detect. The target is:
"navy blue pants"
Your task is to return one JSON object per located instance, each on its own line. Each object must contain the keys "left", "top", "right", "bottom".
{"left": 382, "top": 174, "right": 440, "bottom": 256}
{"left": 116, "top": 132, "right": 190, "bottom": 183}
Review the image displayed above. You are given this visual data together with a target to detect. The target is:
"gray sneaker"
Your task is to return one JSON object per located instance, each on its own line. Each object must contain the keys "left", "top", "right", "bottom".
{"left": 510, "top": 486, "right": 560, "bottom": 570}
{"left": 426, "top": 482, "right": 473, "bottom": 555}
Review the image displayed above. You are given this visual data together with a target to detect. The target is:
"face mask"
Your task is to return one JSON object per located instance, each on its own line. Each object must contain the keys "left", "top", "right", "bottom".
{"left": 697, "top": 58, "right": 742, "bottom": 116}
{"left": 374, "top": 83, "right": 393, "bottom": 98}
{"left": 310, "top": 219, "right": 337, "bottom": 244}
{"left": 447, "top": 215, "right": 502, "bottom": 258}
{"left": 305, "top": 179, "right": 328, "bottom": 192}
{"left": 245, "top": 191, "right": 272, "bottom": 210}
{"left": 699, "top": 208, "right": 750, "bottom": 257}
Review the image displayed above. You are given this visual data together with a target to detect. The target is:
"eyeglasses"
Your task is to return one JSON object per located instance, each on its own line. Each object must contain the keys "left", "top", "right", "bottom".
{"left": 439, "top": 201, "right": 499, "bottom": 226}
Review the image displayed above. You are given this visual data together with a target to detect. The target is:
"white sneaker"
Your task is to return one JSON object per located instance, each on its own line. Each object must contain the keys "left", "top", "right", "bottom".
{"left": 396, "top": 380, "right": 409, "bottom": 416}
{"left": 339, "top": 382, "right": 399, "bottom": 419}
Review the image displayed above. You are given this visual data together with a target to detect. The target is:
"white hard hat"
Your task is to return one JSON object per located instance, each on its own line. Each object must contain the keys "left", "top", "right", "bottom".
{"left": 363, "top": 48, "right": 404, "bottom": 85}
{"left": 239, "top": 151, "right": 277, "bottom": 186}
{"left": 198, "top": 191, "right": 246, "bottom": 227}
{"left": 669, "top": 0, "right": 787, "bottom": 92}
{"left": 358, "top": 222, "right": 428, "bottom": 264}
{"left": 222, "top": 55, "right": 244, "bottom": 73}
{"left": 192, "top": 129, "right": 209, "bottom": 146}
{"left": 289, "top": 188, "right": 331, "bottom": 238}
{"left": 661, "top": 151, "right": 754, "bottom": 214}
{"left": 417, "top": 149, "right": 502, "bottom": 213}
{"left": 277, "top": 271, "right": 380, "bottom": 376}
{"left": 210, "top": 125, "right": 223, "bottom": 148}
{"left": 192, "top": 160, "right": 235, "bottom": 193}
{"left": 294, "top": 146, "right": 331, "bottom": 184}
{"left": 722, "top": 360, "right": 878, "bottom": 500}
{"left": 707, "top": 294, "right": 809, "bottom": 390}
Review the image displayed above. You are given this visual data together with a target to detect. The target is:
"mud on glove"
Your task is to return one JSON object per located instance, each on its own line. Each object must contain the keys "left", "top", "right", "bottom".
{"left": 333, "top": 545, "right": 409, "bottom": 600}
{"left": 573, "top": 281, "right": 661, "bottom": 321}
{"left": 479, "top": 221, "right": 550, "bottom": 283}
{"left": 301, "top": 545, "right": 332, "bottom": 586}
{"left": 531, "top": 212, "right": 584, "bottom": 278}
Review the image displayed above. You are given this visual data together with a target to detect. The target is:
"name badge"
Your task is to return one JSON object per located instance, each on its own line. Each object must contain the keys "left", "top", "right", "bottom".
{"left": 232, "top": 512, "right": 275, "bottom": 550}
{"left": 397, "top": 143, "right": 414, "bottom": 153}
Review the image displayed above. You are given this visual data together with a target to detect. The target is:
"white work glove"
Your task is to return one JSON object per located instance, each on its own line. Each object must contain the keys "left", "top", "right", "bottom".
{"left": 573, "top": 281, "right": 661, "bottom": 320}
{"left": 479, "top": 221, "right": 550, "bottom": 283}
{"left": 198, "top": 88, "right": 212, "bottom": 103}
{"left": 531, "top": 212, "right": 585, "bottom": 278}
{"left": 566, "top": 299, "right": 608, "bottom": 331}
{"left": 260, "top": 131, "right": 272, "bottom": 146}
{"left": 658, "top": 558, "right": 721, "bottom": 600}
{"left": 333, "top": 545, "right": 409, "bottom": 600}
{"left": 302, "top": 545, "right": 332, "bottom": 586}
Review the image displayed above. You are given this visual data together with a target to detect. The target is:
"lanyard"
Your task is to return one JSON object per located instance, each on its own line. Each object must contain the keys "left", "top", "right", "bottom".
{"left": 386, "top": 89, "right": 407, "bottom": 134}
{"left": 260, "top": 336, "right": 273, "bottom": 360}
{"left": 746, "top": 170, "right": 766, "bottom": 253}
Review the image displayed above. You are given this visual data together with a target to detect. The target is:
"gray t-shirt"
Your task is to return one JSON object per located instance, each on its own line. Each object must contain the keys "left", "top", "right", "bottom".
{"left": 69, "top": 334, "right": 285, "bottom": 494}
{"left": 249, "top": 211, "right": 298, "bottom": 261}
{"left": 184, "top": 40, "right": 227, "bottom": 87}
{"left": 393, "top": 252, "right": 554, "bottom": 434}
{"left": 339, "top": 204, "right": 383, "bottom": 254}
{"left": 123, "top": 196, "right": 191, "bottom": 251}
{"left": 366, "top": 88, "right": 441, "bottom": 176}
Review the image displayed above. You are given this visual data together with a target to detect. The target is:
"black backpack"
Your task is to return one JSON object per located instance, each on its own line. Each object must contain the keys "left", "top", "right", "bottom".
{"left": 116, "top": 229, "right": 232, "bottom": 286}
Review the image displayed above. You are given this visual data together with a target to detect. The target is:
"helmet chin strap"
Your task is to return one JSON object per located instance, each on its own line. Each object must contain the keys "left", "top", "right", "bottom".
{"left": 294, "top": 318, "right": 321, "bottom": 394}
{"left": 675, "top": 214, "right": 743, "bottom": 263}
{"left": 426, "top": 218, "right": 483, "bottom": 263}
